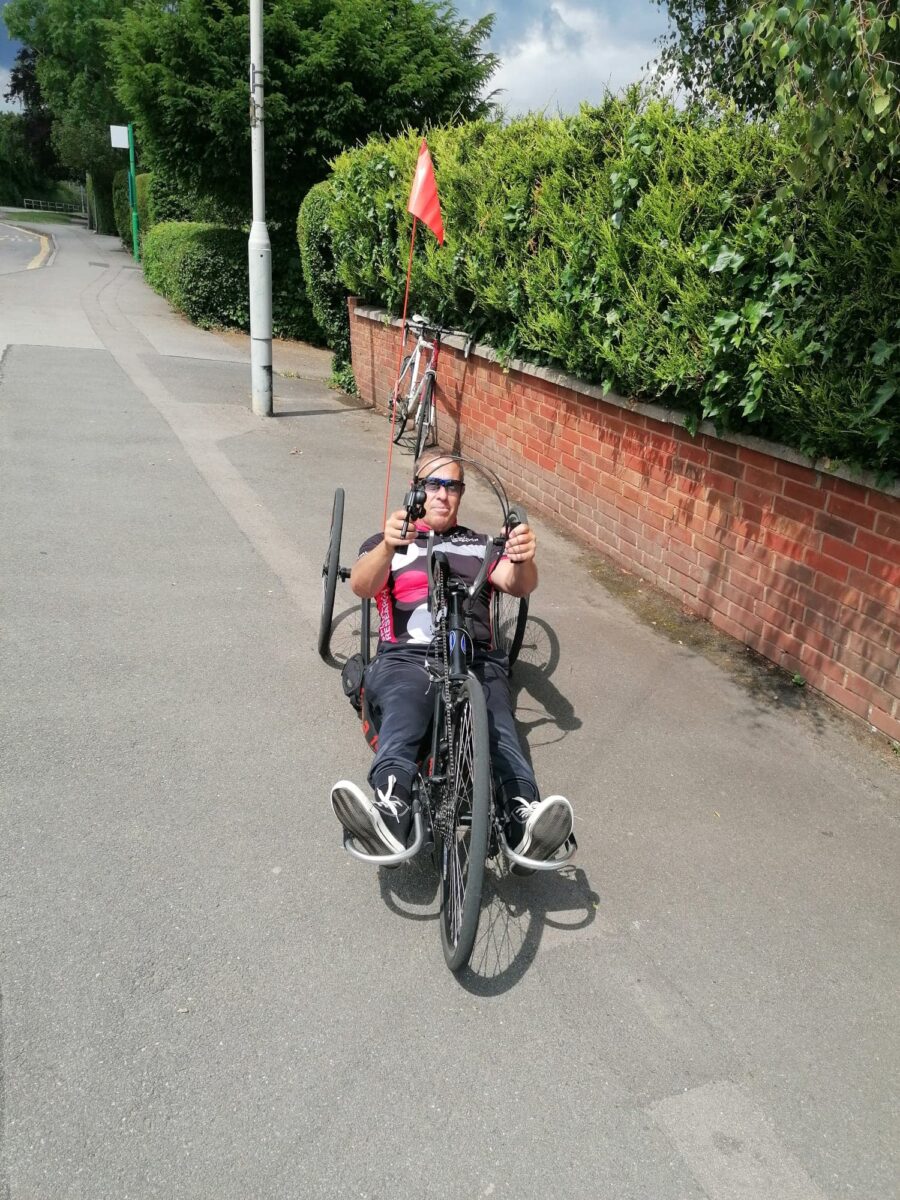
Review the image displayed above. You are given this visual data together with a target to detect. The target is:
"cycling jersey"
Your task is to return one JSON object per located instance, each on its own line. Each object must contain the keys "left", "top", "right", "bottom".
{"left": 358, "top": 522, "right": 502, "bottom": 651}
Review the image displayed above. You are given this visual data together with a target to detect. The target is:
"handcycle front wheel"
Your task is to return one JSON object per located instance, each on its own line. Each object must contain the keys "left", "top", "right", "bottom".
{"left": 413, "top": 375, "right": 437, "bottom": 461}
{"left": 390, "top": 356, "right": 413, "bottom": 443}
{"left": 438, "top": 673, "right": 492, "bottom": 972}
{"left": 318, "top": 487, "right": 344, "bottom": 660}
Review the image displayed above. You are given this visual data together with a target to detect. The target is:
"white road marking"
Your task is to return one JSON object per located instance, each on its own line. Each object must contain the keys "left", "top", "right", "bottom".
{"left": 650, "top": 1080, "right": 828, "bottom": 1200}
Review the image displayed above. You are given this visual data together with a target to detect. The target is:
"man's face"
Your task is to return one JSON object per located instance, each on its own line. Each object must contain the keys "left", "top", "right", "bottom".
{"left": 420, "top": 458, "right": 464, "bottom": 533}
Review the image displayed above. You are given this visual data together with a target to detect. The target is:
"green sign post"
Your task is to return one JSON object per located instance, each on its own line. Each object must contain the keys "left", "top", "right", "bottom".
{"left": 128, "top": 123, "right": 139, "bottom": 262}
{"left": 110, "top": 123, "right": 140, "bottom": 262}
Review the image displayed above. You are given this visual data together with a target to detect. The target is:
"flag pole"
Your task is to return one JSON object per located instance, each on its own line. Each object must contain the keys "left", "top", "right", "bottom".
{"left": 382, "top": 214, "right": 418, "bottom": 528}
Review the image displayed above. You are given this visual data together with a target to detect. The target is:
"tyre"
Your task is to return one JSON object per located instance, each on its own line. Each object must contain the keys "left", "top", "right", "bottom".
{"left": 491, "top": 590, "right": 529, "bottom": 667}
{"left": 318, "top": 487, "right": 344, "bottom": 660}
{"left": 390, "top": 356, "right": 413, "bottom": 443}
{"left": 413, "top": 375, "right": 437, "bottom": 461}
{"left": 439, "top": 673, "right": 491, "bottom": 972}
{"left": 492, "top": 503, "right": 529, "bottom": 667}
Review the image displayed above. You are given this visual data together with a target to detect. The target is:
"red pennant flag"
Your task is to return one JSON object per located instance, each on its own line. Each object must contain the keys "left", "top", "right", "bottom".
{"left": 407, "top": 139, "right": 444, "bottom": 246}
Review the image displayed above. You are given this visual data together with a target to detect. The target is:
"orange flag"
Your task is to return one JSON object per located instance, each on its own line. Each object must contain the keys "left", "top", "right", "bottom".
{"left": 407, "top": 139, "right": 444, "bottom": 245}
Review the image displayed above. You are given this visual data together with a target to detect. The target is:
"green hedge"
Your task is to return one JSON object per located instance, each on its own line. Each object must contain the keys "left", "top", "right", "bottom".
{"left": 143, "top": 219, "right": 325, "bottom": 342}
{"left": 112, "top": 168, "right": 131, "bottom": 247}
{"left": 327, "top": 96, "right": 899, "bottom": 477}
{"left": 297, "top": 180, "right": 354, "bottom": 389}
{"left": 270, "top": 236, "right": 325, "bottom": 343}
{"left": 143, "top": 222, "right": 250, "bottom": 328}
{"left": 135, "top": 172, "right": 151, "bottom": 248}
{"left": 142, "top": 169, "right": 323, "bottom": 340}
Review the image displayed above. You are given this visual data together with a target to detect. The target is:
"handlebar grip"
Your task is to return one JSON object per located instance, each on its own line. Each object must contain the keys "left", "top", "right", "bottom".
{"left": 506, "top": 503, "right": 528, "bottom": 530}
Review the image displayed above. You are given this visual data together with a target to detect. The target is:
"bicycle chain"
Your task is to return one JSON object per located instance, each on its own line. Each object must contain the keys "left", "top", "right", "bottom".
{"left": 430, "top": 565, "right": 457, "bottom": 840}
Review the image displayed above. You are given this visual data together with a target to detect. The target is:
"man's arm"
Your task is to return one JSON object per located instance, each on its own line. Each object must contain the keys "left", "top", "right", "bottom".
{"left": 490, "top": 522, "right": 538, "bottom": 598}
{"left": 350, "top": 508, "right": 417, "bottom": 599}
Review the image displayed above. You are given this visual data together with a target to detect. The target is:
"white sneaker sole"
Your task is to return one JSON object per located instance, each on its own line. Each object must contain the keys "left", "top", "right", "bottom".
{"left": 331, "top": 781, "right": 405, "bottom": 856}
{"left": 514, "top": 796, "right": 573, "bottom": 862}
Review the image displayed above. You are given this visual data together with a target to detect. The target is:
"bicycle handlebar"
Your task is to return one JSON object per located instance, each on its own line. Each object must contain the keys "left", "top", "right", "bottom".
{"left": 406, "top": 314, "right": 469, "bottom": 344}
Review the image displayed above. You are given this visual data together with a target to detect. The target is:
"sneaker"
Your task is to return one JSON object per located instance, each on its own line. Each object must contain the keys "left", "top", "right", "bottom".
{"left": 331, "top": 776, "right": 412, "bottom": 856}
{"left": 506, "top": 795, "right": 573, "bottom": 863}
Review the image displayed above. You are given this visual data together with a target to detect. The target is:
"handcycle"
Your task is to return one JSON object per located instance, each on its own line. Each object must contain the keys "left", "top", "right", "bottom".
{"left": 388, "top": 314, "right": 458, "bottom": 462}
{"left": 318, "top": 462, "right": 576, "bottom": 973}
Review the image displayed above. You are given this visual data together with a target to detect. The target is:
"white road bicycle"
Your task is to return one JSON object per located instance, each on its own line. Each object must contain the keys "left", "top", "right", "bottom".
{"left": 388, "top": 314, "right": 447, "bottom": 461}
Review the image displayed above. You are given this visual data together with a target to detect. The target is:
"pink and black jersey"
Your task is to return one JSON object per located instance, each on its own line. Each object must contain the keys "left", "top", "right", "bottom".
{"left": 358, "top": 523, "right": 501, "bottom": 651}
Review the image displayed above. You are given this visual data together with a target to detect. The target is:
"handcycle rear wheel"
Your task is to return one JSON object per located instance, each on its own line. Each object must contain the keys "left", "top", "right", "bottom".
{"left": 438, "top": 673, "right": 491, "bottom": 972}
{"left": 491, "top": 502, "right": 530, "bottom": 668}
{"left": 390, "top": 356, "right": 413, "bottom": 443}
{"left": 413, "top": 375, "right": 437, "bottom": 461}
{"left": 491, "top": 590, "right": 529, "bottom": 668}
{"left": 318, "top": 487, "right": 344, "bottom": 660}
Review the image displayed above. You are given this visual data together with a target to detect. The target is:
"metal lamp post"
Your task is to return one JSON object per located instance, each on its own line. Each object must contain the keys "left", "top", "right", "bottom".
{"left": 248, "top": 0, "right": 273, "bottom": 417}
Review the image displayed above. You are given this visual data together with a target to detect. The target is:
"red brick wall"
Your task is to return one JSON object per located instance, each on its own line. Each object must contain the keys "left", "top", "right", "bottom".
{"left": 350, "top": 300, "right": 900, "bottom": 740}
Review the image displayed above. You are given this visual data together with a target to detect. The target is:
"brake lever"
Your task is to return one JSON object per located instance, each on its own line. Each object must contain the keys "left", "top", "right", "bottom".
{"left": 397, "top": 483, "right": 426, "bottom": 552}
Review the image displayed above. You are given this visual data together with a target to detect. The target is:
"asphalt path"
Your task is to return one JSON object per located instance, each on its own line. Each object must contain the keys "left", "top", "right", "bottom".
{"left": 1, "top": 223, "right": 898, "bottom": 1199}
{"left": 0, "top": 222, "right": 46, "bottom": 275}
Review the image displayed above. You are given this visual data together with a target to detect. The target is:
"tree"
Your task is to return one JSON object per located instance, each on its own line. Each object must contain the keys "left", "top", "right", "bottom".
{"left": 653, "top": 0, "right": 776, "bottom": 110}
{"left": 3, "top": 0, "right": 131, "bottom": 229}
{"left": 107, "top": 0, "right": 498, "bottom": 229}
{"left": 3, "top": 46, "right": 60, "bottom": 182}
{"left": 739, "top": 1, "right": 898, "bottom": 186}
{"left": 655, "top": 0, "right": 899, "bottom": 186}
{"left": 0, "top": 112, "right": 50, "bottom": 202}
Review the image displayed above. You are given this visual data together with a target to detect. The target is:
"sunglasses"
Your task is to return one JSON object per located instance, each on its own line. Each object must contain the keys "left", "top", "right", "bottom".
{"left": 422, "top": 476, "right": 465, "bottom": 496}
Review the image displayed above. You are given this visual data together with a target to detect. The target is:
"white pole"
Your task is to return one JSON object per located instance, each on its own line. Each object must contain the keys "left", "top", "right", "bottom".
{"left": 248, "top": 0, "right": 273, "bottom": 417}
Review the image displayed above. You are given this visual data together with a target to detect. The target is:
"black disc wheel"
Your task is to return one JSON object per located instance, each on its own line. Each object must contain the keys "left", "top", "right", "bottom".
{"left": 318, "top": 487, "right": 344, "bottom": 660}
{"left": 390, "top": 356, "right": 413, "bottom": 443}
{"left": 413, "top": 375, "right": 437, "bottom": 461}
{"left": 439, "top": 674, "right": 491, "bottom": 972}
{"left": 491, "top": 591, "right": 529, "bottom": 668}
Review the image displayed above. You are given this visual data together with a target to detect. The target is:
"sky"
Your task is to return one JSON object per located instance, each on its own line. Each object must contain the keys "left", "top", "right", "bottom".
{"left": 455, "top": 0, "right": 669, "bottom": 115}
{"left": 0, "top": 0, "right": 670, "bottom": 115}
{"left": 1, "top": 0, "right": 18, "bottom": 111}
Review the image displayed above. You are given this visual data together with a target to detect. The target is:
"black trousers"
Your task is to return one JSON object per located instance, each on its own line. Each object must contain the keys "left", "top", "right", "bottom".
{"left": 364, "top": 648, "right": 539, "bottom": 811}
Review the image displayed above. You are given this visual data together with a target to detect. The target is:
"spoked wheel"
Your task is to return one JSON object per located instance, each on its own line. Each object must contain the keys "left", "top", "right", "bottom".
{"left": 318, "top": 487, "right": 344, "bottom": 660}
{"left": 413, "top": 376, "right": 437, "bottom": 461}
{"left": 491, "top": 590, "right": 529, "bottom": 668}
{"left": 390, "top": 356, "right": 413, "bottom": 444}
{"left": 439, "top": 673, "right": 491, "bottom": 972}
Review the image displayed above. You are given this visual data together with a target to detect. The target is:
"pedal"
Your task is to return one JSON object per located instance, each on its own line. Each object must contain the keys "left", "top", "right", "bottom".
{"left": 342, "top": 810, "right": 425, "bottom": 866}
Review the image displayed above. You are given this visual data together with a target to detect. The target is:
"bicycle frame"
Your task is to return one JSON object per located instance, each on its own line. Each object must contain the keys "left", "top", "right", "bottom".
{"left": 396, "top": 320, "right": 439, "bottom": 409}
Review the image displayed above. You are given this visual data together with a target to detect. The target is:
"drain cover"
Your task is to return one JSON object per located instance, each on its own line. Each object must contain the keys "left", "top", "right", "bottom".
{"left": 88, "top": 261, "right": 110, "bottom": 268}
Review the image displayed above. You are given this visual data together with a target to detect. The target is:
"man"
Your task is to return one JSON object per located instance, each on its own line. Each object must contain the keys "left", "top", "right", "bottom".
{"left": 331, "top": 453, "right": 573, "bottom": 863}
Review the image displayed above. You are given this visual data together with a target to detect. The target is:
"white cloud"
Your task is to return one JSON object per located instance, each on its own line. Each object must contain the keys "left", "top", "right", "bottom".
{"left": 489, "top": 2, "right": 659, "bottom": 117}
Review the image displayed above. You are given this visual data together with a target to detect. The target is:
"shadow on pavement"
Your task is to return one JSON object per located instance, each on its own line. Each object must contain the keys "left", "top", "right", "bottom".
{"left": 510, "top": 616, "right": 582, "bottom": 753}
{"left": 459, "top": 863, "right": 600, "bottom": 996}
{"left": 376, "top": 856, "right": 600, "bottom": 995}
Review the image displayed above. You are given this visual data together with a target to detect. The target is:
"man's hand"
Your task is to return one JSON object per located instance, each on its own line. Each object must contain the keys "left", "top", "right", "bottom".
{"left": 491, "top": 522, "right": 538, "bottom": 597}
{"left": 384, "top": 507, "right": 419, "bottom": 551}
{"left": 505, "top": 522, "right": 536, "bottom": 564}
